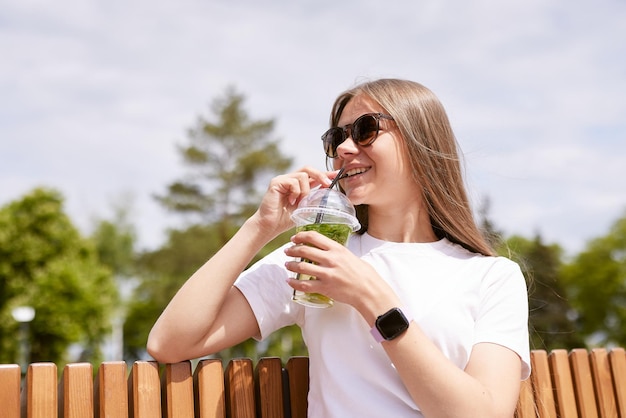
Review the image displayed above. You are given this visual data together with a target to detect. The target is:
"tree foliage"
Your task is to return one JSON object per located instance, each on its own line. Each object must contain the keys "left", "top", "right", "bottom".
{"left": 91, "top": 201, "right": 137, "bottom": 279}
{"left": 90, "top": 199, "right": 138, "bottom": 360}
{"left": 0, "top": 188, "right": 118, "bottom": 364}
{"left": 155, "top": 86, "right": 291, "bottom": 230}
{"left": 501, "top": 235, "right": 584, "bottom": 350}
{"left": 561, "top": 213, "right": 626, "bottom": 347}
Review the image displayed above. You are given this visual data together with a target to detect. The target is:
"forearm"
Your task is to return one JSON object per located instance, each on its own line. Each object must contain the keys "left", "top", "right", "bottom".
{"left": 147, "top": 215, "right": 279, "bottom": 361}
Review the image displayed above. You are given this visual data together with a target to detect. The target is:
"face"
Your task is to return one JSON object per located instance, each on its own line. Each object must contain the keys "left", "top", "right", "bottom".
{"left": 332, "top": 95, "right": 422, "bottom": 210}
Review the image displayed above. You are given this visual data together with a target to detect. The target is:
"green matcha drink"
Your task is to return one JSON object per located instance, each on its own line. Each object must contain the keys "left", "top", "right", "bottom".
{"left": 293, "top": 223, "right": 352, "bottom": 307}
{"left": 290, "top": 188, "right": 360, "bottom": 308}
{"left": 297, "top": 223, "right": 352, "bottom": 244}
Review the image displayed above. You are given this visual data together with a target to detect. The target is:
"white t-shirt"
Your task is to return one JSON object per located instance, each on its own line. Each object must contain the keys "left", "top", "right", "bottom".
{"left": 235, "top": 233, "right": 531, "bottom": 418}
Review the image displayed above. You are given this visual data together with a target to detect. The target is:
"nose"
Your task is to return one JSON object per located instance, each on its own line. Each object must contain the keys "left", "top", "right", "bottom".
{"left": 335, "top": 134, "right": 358, "bottom": 158}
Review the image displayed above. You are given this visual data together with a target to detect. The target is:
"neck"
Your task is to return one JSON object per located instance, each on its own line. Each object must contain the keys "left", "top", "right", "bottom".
{"left": 366, "top": 206, "right": 438, "bottom": 243}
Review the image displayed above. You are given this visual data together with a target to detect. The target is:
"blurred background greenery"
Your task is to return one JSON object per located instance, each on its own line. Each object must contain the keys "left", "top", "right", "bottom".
{"left": 2, "top": 87, "right": 625, "bottom": 368}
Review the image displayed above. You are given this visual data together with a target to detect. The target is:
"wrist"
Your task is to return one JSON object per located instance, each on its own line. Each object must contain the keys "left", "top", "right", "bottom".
{"left": 355, "top": 294, "right": 403, "bottom": 328}
{"left": 244, "top": 213, "right": 284, "bottom": 243}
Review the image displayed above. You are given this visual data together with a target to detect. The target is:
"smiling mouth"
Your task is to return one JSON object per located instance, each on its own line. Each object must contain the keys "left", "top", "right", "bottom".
{"left": 344, "top": 167, "right": 369, "bottom": 178}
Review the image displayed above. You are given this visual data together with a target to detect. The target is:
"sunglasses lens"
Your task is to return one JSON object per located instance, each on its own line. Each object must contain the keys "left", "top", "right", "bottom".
{"left": 322, "top": 128, "right": 344, "bottom": 157}
{"left": 352, "top": 115, "right": 379, "bottom": 144}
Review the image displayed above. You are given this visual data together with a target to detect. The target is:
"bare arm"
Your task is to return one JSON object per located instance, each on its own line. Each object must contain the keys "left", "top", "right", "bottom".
{"left": 146, "top": 217, "right": 275, "bottom": 363}
{"left": 147, "top": 168, "right": 334, "bottom": 363}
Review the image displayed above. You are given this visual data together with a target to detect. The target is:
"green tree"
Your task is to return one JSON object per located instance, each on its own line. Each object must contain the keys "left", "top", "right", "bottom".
{"left": 155, "top": 86, "right": 291, "bottom": 240}
{"left": 0, "top": 188, "right": 118, "bottom": 365}
{"left": 561, "top": 212, "right": 626, "bottom": 347}
{"left": 500, "top": 235, "right": 584, "bottom": 350}
{"left": 90, "top": 197, "right": 138, "bottom": 360}
{"left": 128, "top": 86, "right": 301, "bottom": 361}
{"left": 91, "top": 198, "right": 137, "bottom": 278}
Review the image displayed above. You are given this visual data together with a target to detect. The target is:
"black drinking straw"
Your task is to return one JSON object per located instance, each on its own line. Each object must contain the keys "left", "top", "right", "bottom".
{"left": 315, "top": 167, "right": 345, "bottom": 224}
{"left": 328, "top": 167, "right": 345, "bottom": 190}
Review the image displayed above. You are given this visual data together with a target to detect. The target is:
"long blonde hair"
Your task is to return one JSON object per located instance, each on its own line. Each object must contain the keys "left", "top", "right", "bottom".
{"left": 329, "top": 79, "right": 494, "bottom": 256}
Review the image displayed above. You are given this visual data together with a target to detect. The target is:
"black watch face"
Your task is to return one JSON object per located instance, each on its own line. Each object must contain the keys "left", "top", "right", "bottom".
{"left": 378, "top": 308, "right": 409, "bottom": 340}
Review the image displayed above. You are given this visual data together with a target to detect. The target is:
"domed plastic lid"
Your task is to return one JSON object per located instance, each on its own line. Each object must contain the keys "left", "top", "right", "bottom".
{"left": 291, "top": 188, "right": 361, "bottom": 231}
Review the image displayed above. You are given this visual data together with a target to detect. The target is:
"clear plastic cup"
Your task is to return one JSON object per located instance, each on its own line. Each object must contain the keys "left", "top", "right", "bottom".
{"left": 290, "top": 188, "right": 361, "bottom": 308}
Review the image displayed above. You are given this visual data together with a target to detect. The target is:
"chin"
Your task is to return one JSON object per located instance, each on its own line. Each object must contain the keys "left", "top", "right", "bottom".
{"left": 344, "top": 190, "right": 365, "bottom": 206}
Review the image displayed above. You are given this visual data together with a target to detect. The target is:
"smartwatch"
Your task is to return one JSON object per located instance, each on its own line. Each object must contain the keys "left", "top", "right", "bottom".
{"left": 370, "top": 307, "right": 413, "bottom": 343}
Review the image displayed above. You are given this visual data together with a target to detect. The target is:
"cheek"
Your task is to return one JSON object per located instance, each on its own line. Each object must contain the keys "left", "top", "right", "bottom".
{"left": 375, "top": 145, "right": 407, "bottom": 175}
{"left": 389, "top": 139, "right": 413, "bottom": 175}
{"left": 395, "top": 153, "right": 413, "bottom": 177}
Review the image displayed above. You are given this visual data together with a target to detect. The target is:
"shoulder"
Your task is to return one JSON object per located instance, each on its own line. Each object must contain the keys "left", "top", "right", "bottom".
{"left": 443, "top": 239, "right": 523, "bottom": 272}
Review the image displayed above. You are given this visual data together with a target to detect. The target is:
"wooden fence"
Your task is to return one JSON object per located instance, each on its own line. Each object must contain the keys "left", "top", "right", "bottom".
{"left": 2, "top": 348, "right": 626, "bottom": 417}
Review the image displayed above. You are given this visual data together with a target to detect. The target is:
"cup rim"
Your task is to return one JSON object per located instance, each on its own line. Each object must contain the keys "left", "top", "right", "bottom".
{"left": 291, "top": 207, "right": 361, "bottom": 231}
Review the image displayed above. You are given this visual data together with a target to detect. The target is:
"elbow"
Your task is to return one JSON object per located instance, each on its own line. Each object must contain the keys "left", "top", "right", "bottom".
{"left": 146, "top": 330, "right": 183, "bottom": 364}
{"left": 146, "top": 332, "right": 166, "bottom": 363}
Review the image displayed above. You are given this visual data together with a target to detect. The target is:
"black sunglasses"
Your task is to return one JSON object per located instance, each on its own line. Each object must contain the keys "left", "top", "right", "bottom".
{"left": 321, "top": 113, "right": 394, "bottom": 158}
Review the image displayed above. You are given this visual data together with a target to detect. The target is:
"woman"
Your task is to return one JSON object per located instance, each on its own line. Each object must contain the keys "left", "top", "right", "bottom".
{"left": 147, "top": 79, "right": 530, "bottom": 417}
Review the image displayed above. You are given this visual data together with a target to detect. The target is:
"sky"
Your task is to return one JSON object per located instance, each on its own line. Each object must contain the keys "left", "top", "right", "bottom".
{"left": 1, "top": 0, "right": 625, "bottom": 257}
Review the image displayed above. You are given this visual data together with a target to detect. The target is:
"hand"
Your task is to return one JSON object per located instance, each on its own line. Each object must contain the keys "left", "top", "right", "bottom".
{"left": 284, "top": 230, "right": 399, "bottom": 315}
{"left": 250, "top": 167, "right": 339, "bottom": 239}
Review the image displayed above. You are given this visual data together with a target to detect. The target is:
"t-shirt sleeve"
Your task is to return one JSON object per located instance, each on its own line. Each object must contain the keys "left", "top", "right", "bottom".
{"left": 474, "top": 258, "right": 531, "bottom": 380}
{"left": 234, "top": 243, "right": 304, "bottom": 340}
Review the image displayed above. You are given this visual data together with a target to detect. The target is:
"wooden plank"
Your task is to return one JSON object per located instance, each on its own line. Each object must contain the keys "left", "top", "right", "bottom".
{"left": 129, "top": 361, "right": 161, "bottom": 418}
{"left": 590, "top": 348, "right": 618, "bottom": 418}
{"left": 224, "top": 358, "right": 255, "bottom": 418}
{"left": 285, "top": 357, "right": 309, "bottom": 418}
{"left": 569, "top": 349, "right": 598, "bottom": 418}
{"left": 163, "top": 362, "right": 195, "bottom": 418}
{"left": 194, "top": 359, "right": 225, "bottom": 418}
{"left": 514, "top": 378, "right": 537, "bottom": 418}
{"left": 95, "top": 361, "right": 129, "bottom": 418}
{"left": 609, "top": 348, "right": 626, "bottom": 417}
{"left": 25, "top": 363, "right": 58, "bottom": 418}
{"left": 549, "top": 349, "right": 577, "bottom": 418}
{"left": 255, "top": 357, "right": 285, "bottom": 418}
{"left": 60, "top": 363, "right": 94, "bottom": 418}
{"left": 530, "top": 350, "right": 557, "bottom": 418}
{"left": 0, "top": 364, "right": 21, "bottom": 418}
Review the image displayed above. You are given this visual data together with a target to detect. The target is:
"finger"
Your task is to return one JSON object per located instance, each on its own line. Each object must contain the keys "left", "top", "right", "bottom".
{"left": 284, "top": 258, "right": 326, "bottom": 281}
{"left": 298, "top": 166, "right": 332, "bottom": 188}
{"left": 290, "top": 231, "right": 341, "bottom": 250}
{"left": 286, "top": 277, "right": 323, "bottom": 293}
{"left": 270, "top": 174, "right": 309, "bottom": 206}
{"left": 328, "top": 168, "right": 344, "bottom": 182}
{"left": 284, "top": 244, "right": 323, "bottom": 264}
{"left": 289, "top": 171, "right": 327, "bottom": 205}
